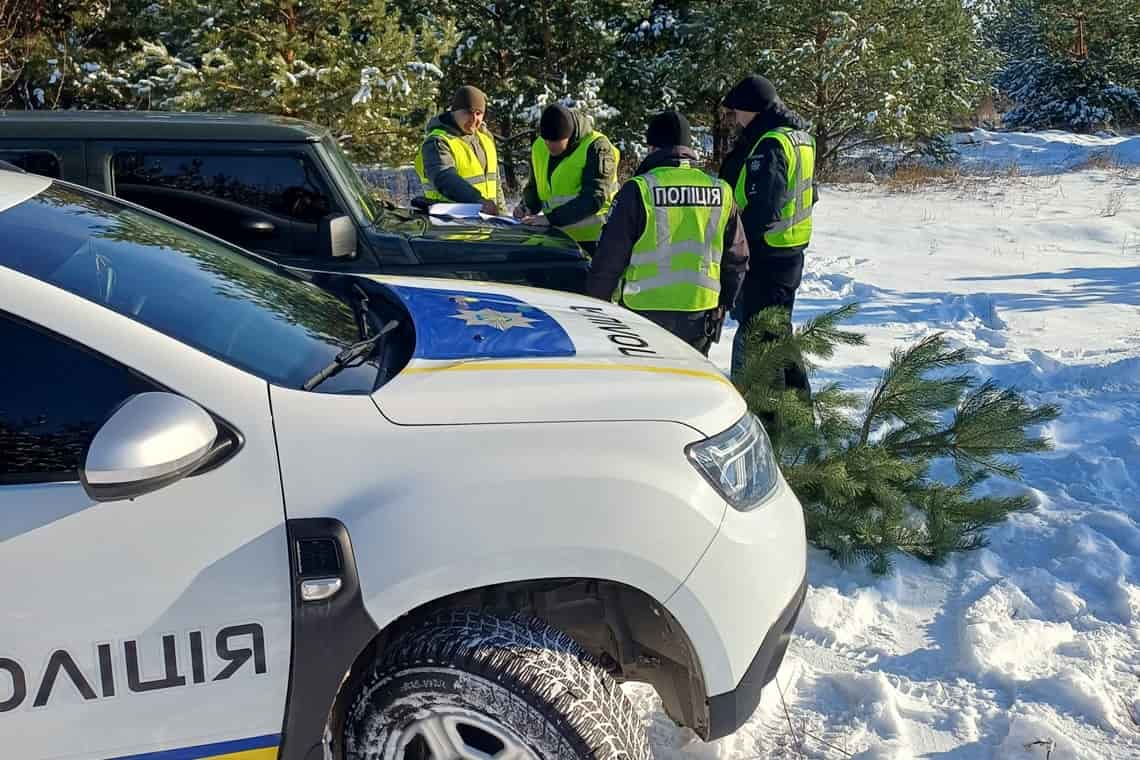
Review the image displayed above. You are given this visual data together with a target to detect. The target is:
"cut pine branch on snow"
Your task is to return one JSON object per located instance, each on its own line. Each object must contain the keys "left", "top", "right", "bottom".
{"left": 734, "top": 304, "right": 1060, "bottom": 573}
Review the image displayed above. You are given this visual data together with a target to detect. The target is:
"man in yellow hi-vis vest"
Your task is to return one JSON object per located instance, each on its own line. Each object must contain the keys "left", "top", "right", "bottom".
{"left": 587, "top": 111, "right": 749, "bottom": 356}
{"left": 512, "top": 104, "right": 620, "bottom": 255}
{"left": 718, "top": 75, "right": 817, "bottom": 391}
{"left": 415, "top": 85, "right": 507, "bottom": 214}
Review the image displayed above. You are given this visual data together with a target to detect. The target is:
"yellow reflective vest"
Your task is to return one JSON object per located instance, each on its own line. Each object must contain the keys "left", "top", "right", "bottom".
{"left": 732, "top": 127, "right": 815, "bottom": 248}
{"left": 415, "top": 127, "right": 499, "bottom": 202}
{"left": 531, "top": 132, "right": 620, "bottom": 243}
{"left": 621, "top": 163, "right": 732, "bottom": 312}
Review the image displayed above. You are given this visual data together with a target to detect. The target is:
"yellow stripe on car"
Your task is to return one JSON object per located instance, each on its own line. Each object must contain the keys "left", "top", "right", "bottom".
{"left": 402, "top": 360, "right": 735, "bottom": 388}
{"left": 208, "top": 748, "right": 278, "bottom": 760}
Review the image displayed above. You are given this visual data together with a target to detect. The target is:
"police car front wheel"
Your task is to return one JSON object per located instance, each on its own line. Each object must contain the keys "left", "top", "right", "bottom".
{"left": 344, "top": 610, "right": 651, "bottom": 760}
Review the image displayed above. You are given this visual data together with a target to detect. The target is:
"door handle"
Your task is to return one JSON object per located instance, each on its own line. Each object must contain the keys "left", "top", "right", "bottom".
{"left": 241, "top": 218, "right": 276, "bottom": 235}
{"left": 300, "top": 577, "right": 342, "bottom": 602}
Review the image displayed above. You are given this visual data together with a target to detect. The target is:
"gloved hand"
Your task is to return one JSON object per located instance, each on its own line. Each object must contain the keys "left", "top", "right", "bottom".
{"left": 708, "top": 306, "right": 727, "bottom": 342}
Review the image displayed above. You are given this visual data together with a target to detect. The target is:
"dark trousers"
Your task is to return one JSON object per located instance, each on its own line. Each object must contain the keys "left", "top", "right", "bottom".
{"left": 641, "top": 309, "right": 719, "bottom": 356}
{"left": 730, "top": 252, "right": 811, "bottom": 395}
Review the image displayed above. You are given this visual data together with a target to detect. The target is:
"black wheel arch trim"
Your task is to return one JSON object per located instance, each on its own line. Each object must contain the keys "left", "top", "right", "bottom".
{"left": 273, "top": 517, "right": 792, "bottom": 753}
{"left": 279, "top": 518, "right": 379, "bottom": 760}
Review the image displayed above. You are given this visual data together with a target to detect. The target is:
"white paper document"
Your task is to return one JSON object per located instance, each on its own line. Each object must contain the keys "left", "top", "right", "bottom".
{"left": 427, "top": 202, "right": 521, "bottom": 225}
{"left": 428, "top": 202, "right": 483, "bottom": 217}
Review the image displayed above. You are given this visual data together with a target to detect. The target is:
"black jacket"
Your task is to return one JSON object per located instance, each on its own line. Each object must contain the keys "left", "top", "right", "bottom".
{"left": 520, "top": 111, "right": 617, "bottom": 228}
{"left": 586, "top": 146, "right": 749, "bottom": 310}
{"left": 718, "top": 105, "right": 816, "bottom": 260}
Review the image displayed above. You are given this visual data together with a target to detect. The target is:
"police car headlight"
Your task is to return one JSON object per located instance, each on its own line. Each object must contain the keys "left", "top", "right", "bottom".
{"left": 686, "top": 413, "right": 780, "bottom": 511}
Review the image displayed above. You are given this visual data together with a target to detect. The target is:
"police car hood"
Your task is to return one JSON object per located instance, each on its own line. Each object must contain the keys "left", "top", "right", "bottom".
{"left": 365, "top": 275, "right": 745, "bottom": 435}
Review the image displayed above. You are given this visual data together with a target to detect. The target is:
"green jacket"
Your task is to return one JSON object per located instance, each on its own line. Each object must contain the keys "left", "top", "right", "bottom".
{"left": 419, "top": 112, "right": 507, "bottom": 209}
{"left": 521, "top": 111, "right": 618, "bottom": 228}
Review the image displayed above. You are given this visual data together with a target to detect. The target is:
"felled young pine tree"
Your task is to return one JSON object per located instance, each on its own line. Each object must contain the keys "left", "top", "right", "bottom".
{"left": 734, "top": 305, "right": 1060, "bottom": 574}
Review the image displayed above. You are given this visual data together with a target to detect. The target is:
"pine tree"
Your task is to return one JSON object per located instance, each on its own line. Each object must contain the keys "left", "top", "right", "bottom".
{"left": 988, "top": 0, "right": 1140, "bottom": 132}
{"left": 620, "top": 0, "right": 995, "bottom": 168}
{"left": 137, "top": 0, "right": 453, "bottom": 164}
{"left": 0, "top": 0, "right": 135, "bottom": 110}
{"left": 602, "top": 1, "right": 728, "bottom": 162}
{"left": 735, "top": 305, "right": 1060, "bottom": 574}
{"left": 4, "top": 0, "right": 450, "bottom": 166}
{"left": 390, "top": 0, "right": 640, "bottom": 190}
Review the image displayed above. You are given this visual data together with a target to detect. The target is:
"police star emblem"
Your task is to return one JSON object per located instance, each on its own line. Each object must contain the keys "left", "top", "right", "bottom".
{"left": 451, "top": 307, "right": 539, "bottom": 331}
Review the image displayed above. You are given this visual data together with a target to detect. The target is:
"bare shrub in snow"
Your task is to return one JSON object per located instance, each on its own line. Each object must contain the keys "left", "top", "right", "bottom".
{"left": 1075, "top": 151, "right": 1124, "bottom": 172}
{"left": 1121, "top": 234, "right": 1140, "bottom": 257}
{"left": 883, "top": 163, "right": 963, "bottom": 193}
{"left": 1100, "top": 188, "right": 1124, "bottom": 217}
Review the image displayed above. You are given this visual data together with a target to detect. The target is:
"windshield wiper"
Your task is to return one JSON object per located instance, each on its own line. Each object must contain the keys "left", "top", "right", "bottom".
{"left": 351, "top": 282, "right": 376, "bottom": 338}
{"left": 302, "top": 318, "right": 399, "bottom": 391}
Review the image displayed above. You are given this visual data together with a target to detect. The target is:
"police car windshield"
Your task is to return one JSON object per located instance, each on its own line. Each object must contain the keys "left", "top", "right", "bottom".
{"left": 0, "top": 182, "right": 382, "bottom": 393}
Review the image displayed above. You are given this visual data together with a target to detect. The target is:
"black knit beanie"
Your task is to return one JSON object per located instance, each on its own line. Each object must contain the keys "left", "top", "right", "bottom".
{"left": 722, "top": 75, "right": 780, "bottom": 112}
{"left": 645, "top": 111, "right": 691, "bottom": 148}
{"left": 450, "top": 85, "right": 487, "bottom": 112}
{"left": 539, "top": 104, "right": 575, "bottom": 140}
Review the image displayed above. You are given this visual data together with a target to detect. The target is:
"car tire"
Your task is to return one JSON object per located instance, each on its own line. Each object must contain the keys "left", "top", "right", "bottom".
{"left": 343, "top": 609, "right": 651, "bottom": 760}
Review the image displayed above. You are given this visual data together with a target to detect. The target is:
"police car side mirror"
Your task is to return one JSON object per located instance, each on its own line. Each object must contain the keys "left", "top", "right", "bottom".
{"left": 81, "top": 392, "right": 219, "bottom": 502}
{"left": 319, "top": 213, "right": 357, "bottom": 259}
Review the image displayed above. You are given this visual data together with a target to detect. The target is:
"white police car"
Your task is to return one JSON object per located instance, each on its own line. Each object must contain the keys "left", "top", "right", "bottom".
{"left": 0, "top": 169, "right": 807, "bottom": 760}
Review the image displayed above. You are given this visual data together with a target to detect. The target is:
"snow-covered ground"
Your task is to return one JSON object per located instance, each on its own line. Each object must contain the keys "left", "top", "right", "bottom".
{"left": 628, "top": 130, "right": 1140, "bottom": 759}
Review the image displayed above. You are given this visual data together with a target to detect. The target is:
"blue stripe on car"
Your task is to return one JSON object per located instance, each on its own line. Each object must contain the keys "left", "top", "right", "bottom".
{"left": 387, "top": 285, "right": 575, "bottom": 360}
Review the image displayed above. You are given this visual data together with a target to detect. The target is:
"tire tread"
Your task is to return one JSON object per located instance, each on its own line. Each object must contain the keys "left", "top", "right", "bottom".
{"left": 345, "top": 609, "right": 650, "bottom": 760}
